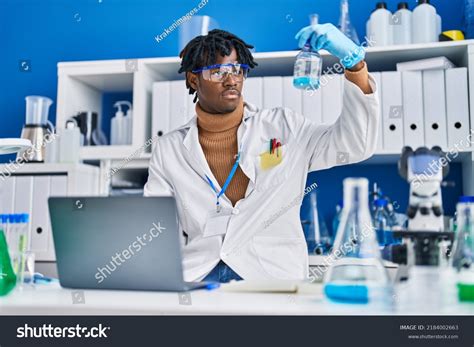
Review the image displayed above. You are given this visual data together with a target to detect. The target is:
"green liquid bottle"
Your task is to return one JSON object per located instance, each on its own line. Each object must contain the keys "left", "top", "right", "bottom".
{"left": 0, "top": 229, "right": 16, "bottom": 296}
{"left": 452, "top": 201, "right": 474, "bottom": 302}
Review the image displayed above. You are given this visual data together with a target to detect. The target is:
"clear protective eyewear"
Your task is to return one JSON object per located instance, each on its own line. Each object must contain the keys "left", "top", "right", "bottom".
{"left": 192, "top": 63, "right": 249, "bottom": 82}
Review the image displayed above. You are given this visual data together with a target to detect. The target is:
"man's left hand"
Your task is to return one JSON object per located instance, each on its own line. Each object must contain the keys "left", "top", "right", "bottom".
{"left": 295, "top": 23, "right": 365, "bottom": 69}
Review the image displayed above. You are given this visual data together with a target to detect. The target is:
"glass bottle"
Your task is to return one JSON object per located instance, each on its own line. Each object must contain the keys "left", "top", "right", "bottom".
{"left": 302, "top": 190, "right": 331, "bottom": 255}
{"left": 293, "top": 14, "right": 323, "bottom": 91}
{"left": 332, "top": 200, "right": 343, "bottom": 239}
{"left": 324, "top": 178, "right": 392, "bottom": 304}
{"left": 373, "top": 198, "right": 390, "bottom": 246}
{"left": 451, "top": 201, "right": 474, "bottom": 301}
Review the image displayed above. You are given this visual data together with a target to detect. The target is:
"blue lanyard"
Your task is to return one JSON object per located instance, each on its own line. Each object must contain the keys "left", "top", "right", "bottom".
{"left": 205, "top": 152, "right": 241, "bottom": 213}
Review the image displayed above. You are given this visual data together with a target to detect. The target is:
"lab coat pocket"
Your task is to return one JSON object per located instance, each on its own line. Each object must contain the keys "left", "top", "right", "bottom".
{"left": 254, "top": 145, "right": 289, "bottom": 192}
{"left": 252, "top": 236, "right": 307, "bottom": 280}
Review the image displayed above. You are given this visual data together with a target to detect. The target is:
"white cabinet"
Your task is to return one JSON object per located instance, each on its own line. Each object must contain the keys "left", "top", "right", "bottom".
{"left": 0, "top": 164, "right": 99, "bottom": 261}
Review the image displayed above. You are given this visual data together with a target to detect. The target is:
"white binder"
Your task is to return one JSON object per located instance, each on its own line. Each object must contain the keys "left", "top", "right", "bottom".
{"left": 381, "top": 71, "right": 404, "bottom": 151}
{"left": 402, "top": 71, "right": 425, "bottom": 149}
{"left": 152, "top": 81, "right": 170, "bottom": 140}
{"left": 423, "top": 69, "right": 448, "bottom": 150}
{"left": 371, "top": 72, "right": 384, "bottom": 151}
{"left": 263, "top": 76, "right": 283, "bottom": 109}
{"left": 282, "top": 76, "right": 302, "bottom": 114}
{"left": 445, "top": 67, "right": 470, "bottom": 150}
{"left": 170, "top": 80, "right": 189, "bottom": 131}
{"left": 321, "top": 74, "right": 343, "bottom": 125}
{"left": 186, "top": 89, "right": 196, "bottom": 121}
{"left": 242, "top": 77, "right": 263, "bottom": 109}
{"left": 30, "top": 176, "right": 51, "bottom": 255}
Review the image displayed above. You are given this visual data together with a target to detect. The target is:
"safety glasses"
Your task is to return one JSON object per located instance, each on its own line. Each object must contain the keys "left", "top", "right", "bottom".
{"left": 192, "top": 63, "right": 249, "bottom": 82}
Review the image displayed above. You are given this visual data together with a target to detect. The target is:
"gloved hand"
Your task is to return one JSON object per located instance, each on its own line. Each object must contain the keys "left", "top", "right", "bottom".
{"left": 295, "top": 23, "right": 365, "bottom": 69}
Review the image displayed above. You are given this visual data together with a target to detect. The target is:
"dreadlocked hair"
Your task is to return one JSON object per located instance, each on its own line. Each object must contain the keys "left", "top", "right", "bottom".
{"left": 178, "top": 29, "right": 258, "bottom": 102}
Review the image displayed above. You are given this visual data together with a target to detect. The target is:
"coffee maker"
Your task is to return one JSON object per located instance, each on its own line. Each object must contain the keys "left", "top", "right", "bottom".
{"left": 18, "top": 96, "right": 54, "bottom": 162}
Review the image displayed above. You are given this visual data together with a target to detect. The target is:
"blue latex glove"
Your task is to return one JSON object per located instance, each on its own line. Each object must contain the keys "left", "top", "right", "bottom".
{"left": 295, "top": 23, "right": 365, "bottom": 69}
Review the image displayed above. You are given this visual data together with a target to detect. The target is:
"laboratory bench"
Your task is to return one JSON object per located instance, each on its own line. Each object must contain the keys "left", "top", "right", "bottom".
{"left": 1, "top": 280, "right": 473, "bottom": 316}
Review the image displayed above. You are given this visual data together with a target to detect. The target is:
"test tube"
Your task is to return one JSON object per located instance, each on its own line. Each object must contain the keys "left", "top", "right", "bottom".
{"left": 8, "top": 214, "right": 30, "bottom": 287}
{"left": 16, "top": 214, "right": 30, "bottom": 288}
{"left": 19, "top": 251, "right": 35, "bottom": 289}
{"left": 8, "top": 214, "right": 20, "bottom": 275}
{"left": 0, "top": 214, "right": 7, "bottom": 243}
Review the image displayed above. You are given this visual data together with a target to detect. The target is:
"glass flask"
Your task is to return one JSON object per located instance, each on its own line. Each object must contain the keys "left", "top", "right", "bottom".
{"left": 0, "top": 228, "right": 16, "bottom": 296}
{"left": 301, "top": 190, "right": 331, "bottom": 255}
{"left": 338, "top": 0, "right": 360, "bottom": 44}
{"left": 293, "top": 14, "right": 322, "bottom": 91}
{"left": 324, "top": 178, "right": 392, "bottom": 304}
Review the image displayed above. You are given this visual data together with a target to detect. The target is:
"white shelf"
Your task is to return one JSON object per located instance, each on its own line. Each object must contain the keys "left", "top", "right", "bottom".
{"left": 0, "top": 163, "right": 99, "bottom": 176}
{"left": 80, "top": 145, "right": 151, "bottom": 160}
{"left": 309, "top": 255, "right": 398, "bottom": 268}
{"left": 96, "top": 148, "right": 474, "bottom": 172}
{"left": 140, "top": 40, "right": 474, "bottom": 79}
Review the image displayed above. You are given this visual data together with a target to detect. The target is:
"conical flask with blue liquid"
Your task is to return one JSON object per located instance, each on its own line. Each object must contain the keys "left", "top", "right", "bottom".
{"left": 324, "top": 178, "right": 392, "bottom": 304}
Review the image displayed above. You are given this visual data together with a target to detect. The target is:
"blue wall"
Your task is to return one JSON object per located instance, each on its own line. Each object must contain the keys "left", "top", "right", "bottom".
{"left": 0, "top": 0, "right": 465, "bottom": 141}
{"left": 0, "top": 0, "right": 466, "bottom": 219}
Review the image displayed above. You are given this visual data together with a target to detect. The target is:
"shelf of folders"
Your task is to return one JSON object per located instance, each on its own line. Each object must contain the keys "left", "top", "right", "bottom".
{"left": 152, "top": 58, "right": 468, "bottom": 152}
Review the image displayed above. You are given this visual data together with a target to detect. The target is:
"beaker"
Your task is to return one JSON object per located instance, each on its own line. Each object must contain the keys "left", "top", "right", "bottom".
{"left": 25, "top": 96, "right": 52, "bottom": 126}
{"left": 178, "top": 16, "right": 219, "bottom": 53}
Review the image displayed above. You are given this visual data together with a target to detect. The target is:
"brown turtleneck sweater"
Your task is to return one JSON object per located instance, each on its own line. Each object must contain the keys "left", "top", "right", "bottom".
{"left": 196, "top": 99, "right": 249, "bottom": 206}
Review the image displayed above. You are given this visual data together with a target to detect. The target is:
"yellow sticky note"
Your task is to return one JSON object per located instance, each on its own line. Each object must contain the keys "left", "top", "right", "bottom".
{"left": 260, "top": 150, "right": 283, "bottom": 170}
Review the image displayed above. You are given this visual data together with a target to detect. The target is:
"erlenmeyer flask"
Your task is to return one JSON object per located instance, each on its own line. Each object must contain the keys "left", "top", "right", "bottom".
{"left": 324, "top": 178, "right": 392, "bottom": 303}
{"left": 0, "top": 229, "right": 16, "bottom": 296}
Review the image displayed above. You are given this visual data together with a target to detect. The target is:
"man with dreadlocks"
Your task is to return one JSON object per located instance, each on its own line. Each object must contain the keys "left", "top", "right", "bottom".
{"left": 145, "top": 24, "right": 379, "bottom": 283}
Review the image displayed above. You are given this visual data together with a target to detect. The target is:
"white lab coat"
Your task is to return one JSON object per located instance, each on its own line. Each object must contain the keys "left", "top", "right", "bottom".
{"left": 144, "top": 75, "right": 380, "bottom": 282}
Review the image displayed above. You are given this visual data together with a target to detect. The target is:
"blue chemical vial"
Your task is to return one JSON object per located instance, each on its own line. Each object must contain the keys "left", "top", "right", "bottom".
{"left": 293, "top": 44, "right": 322, "bottom": 91}
{"left": 293, "top": 13, "right": 323, "bottom": 91}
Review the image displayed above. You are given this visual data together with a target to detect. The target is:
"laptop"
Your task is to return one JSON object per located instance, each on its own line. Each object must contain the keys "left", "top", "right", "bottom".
{"left": 49, "top": 196, "right": 208, "bottom": 291}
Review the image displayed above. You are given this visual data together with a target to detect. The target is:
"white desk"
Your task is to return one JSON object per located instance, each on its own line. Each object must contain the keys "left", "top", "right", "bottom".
{"left": 1, "top": 282, "right": 473, "bottom": 315}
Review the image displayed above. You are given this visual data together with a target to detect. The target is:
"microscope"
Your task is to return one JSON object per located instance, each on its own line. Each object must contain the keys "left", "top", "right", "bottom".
{"left": 399, "top": 146, "right": 447, "bottom": 232}
{"left": 387, "top": 147, "right": 454, "bottom": 277}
